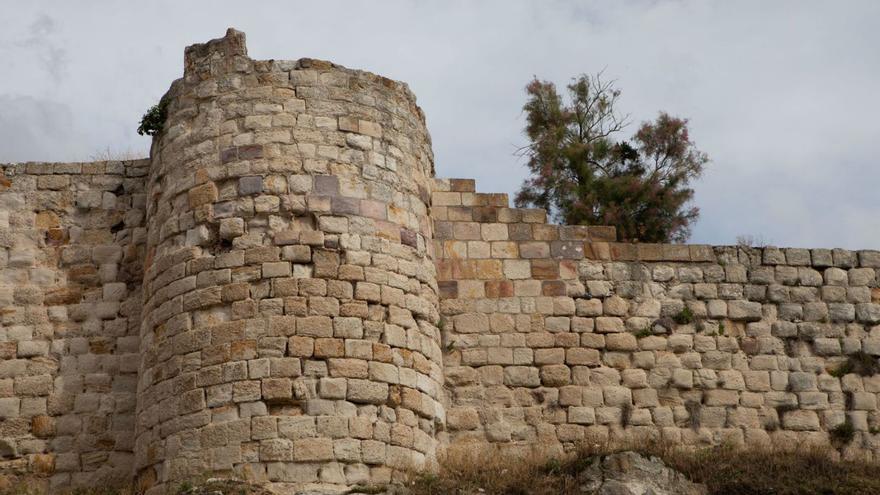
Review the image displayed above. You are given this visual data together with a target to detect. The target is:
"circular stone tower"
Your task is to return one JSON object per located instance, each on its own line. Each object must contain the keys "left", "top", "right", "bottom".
{"left": 135, "top": 29, "right": 443, "bottom": 493}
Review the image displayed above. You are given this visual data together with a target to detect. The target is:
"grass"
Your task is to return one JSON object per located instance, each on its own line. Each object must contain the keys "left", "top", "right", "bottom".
{"left": 829, "top": 351, "right": 880, "bottom": 377}
{"left": 829, "top": 421, "right": 856, "bottom": 445}
{"left": 673, "top": 306, "right": 695, "bottom": 325}
{"left": 634, "top": 327, "right": 653, "bottom": 338}
{"left": 0, "top": 483, "right": 131, "bottom": 495}
{"left": 408, "top": 438, "right": 880, "bottom": 495}
{"left": 0, "top": 477, "right": 272, "bottom": 495}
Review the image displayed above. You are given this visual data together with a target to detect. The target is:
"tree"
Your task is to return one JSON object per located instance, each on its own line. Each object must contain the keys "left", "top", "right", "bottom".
{"left": 514, "top": 74, "right": 708, "bottom": 243}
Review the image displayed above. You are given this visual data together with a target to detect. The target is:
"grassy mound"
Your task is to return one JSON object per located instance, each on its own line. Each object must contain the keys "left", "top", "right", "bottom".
{"left": 409, "top": 440, "right": 880, "bottom": 495}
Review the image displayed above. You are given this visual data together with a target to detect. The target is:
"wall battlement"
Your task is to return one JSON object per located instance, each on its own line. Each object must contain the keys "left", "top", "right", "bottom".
{"left": 2, "top": 29, "right": 880, "bottom": 493}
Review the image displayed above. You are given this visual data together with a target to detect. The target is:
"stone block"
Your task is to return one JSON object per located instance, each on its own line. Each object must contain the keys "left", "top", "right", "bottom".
{"left": 188, "top": 182, "right": 218, "bottom": 207}
{"left": 782, "top": 410, "right": 820, "bottom": 431}
{"left": 0, "top": 398, "right": 20, "bottom": 419}
{"left": 239, "top": 176, "right": 264, "bottom": 195}
{"left": 728, "top": 300, "right": 762, "bottom": 321}
{"left": 346, "top": 379, "right": 388, "bottom": 404}
{"left": 504, "top": 366, "right": 540, "bottom": 387}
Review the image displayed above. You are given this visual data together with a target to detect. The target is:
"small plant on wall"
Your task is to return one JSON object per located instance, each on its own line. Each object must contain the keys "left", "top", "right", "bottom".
{"left": 137, "top": 95, "right": 171, "bottom": 136}
{"left": 673, "top": 306, "right": 694, "bottom": 325}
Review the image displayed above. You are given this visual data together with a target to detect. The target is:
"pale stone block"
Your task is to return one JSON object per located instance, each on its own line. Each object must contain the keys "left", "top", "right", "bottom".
{"left": 504, "top": 366, "right": 540, "bottom": 387}
{"left": 291, "top": 438, "right": 333, "bottom": 461}
{"left": 346, "top": 379, "right": 388, "bottom": 404}
{"left": 782, "top": 410, "right": 820, "bottom": 431}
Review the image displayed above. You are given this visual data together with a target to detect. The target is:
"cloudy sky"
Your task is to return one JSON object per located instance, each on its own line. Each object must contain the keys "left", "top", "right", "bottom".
{"left": 1, "top": 1, "right": 878, "bottom": 248}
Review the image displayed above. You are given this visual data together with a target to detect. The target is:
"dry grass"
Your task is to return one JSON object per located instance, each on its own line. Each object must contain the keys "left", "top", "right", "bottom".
{"left": 409, "top": 438, "right": 880, "bottom": 495}
{"left": 408, "top": 446, "right": 582, "bottom": 495}
{"left": 87, "top": 147, "right": 145, "bottom": 162}
{"left": 0, "top": 477, "right": 271, "bottom": 495}
{"left": 0, "top": 481, "right": 132, "bottom": 495}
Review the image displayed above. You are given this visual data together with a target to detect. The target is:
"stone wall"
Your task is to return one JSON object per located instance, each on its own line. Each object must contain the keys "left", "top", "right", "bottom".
{"left": 0, "top": 159, "right": 148, "bottom": 491}
{"left": 438, "top": 178, "right": 880, "bottom": 461}
{"left": 2, "top": 27, "right": 880, "bottom": 494}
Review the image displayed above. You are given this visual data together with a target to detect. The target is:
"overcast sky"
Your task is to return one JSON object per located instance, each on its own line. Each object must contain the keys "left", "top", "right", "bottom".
{"left": 1, "top": 1, "right": 878, "bottom": 248}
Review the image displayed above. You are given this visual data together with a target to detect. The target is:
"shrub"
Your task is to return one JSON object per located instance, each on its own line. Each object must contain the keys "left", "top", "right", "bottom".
{"left": 830, "top": 421, "right": 856, "bottom": 445}
{"left": 137, "top": 95, "right": 170, "bottom": 136}
{"left": 634, "top": 327, "right": 653, "bottom": 338}
{"left": 673, "top": 306, "right": 694, "bottom": 325}
{"left": 830, "top": 351, "right": 880, "bottom": 377}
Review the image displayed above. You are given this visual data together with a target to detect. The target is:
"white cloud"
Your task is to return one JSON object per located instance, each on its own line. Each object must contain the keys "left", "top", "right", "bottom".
{"left": 0, "top": 95, "right": 87, "bottom": 162}
{"left": 0, "top": 0, "right": 878, "bottom": 248}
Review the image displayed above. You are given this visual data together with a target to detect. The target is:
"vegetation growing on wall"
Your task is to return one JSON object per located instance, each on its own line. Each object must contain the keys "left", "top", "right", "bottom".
{"left": 137, "top": 95, "right": 170, "bottom": 136}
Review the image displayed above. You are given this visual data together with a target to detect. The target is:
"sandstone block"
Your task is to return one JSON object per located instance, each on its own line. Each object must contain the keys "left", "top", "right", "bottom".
{"left": 782, "top": 410, "right": 820, "bottom": 431}
{"left": 0, "top": 398, "right": 20, "bottom": 419}
{"left": 188, "top": 182, "right": 218, "bottom": 207}
{"left": 728, "top": 300, "right": 762, "bottom": 321}
{"left": 346, "top": 379, "right": 388, "bottom": 404}
{"left": 504, "top": 366, "right": 540, "bottom": 387}
{"left": 447, "top": 408, "right": 481, "bottom": 430}
{"left": 540, "top": 365, "right": 571, "bottom": 386}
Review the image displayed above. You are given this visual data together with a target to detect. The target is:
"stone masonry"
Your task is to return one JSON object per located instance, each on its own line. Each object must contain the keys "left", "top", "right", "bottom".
{"left": 2, "top": 28, "right": 880, "bottom": 493}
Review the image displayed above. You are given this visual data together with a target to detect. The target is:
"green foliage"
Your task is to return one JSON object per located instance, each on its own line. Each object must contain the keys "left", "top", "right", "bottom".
{"left": 685, "top": 401, "right": 701, "bottom": 430}
{"left": 829, "top": 361, "right": 849, "bottom": 378}
{"left": 173, "top": 478, "right": 271, "bottom": 495}
{"left": 830, "top": 351, "right": 880, "bottom": 377}
{"left": 635, "top": 327, "right": 653, "bottom": 338}
{"left": 350, "top": 485, "right": 389, "bottom": 494}
{"left": 515, "top": 73, "right": 708, "bottom": 243}
{"left": 830, "top": 421, "right": 856, "bottom": 445}
{"left": 542, "top": 457, "right": 563, "bottom": 475}
{"left": 673, "top": 307, "right": 694, "bottom": 325}
{"left": 717, "top": 321, "right": 725, "bottom": 335}
{"left": 137, "top": 95, "right": 170, "bottom": 136}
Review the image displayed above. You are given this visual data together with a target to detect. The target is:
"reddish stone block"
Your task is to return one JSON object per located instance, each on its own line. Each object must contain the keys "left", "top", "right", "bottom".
{"left": 587, "top": 225, "right": 617, "bottom": 242}
{"left": 609, "top": 243, "right": 638, "bottom": 261}
{"left": 436, "top": 260, "right": 453, "bottom": 281}
{"left": 438, "top": 281, "right": 458, "bottom": 299}
{"left": 451, "top": 260, "right": 477, "bottom": 279}
{"left": 531, "top": 259, "right": 559, "bottom": 279}
{"left": 360, "top": 199, "right": 387, "bottom": 220}
{"left": 476, "top": 193, "right": 508, "bottom": 206}
{"left": 472, "top": 207, "right": 498, "bottom": 222}
{"left": 542, "top": 280, "right": 567, "bottom": 296}
{"left": 0, "top": 342, "right": 17, "bottom": 359}
{"left": 485, "top": 281, "right": 514, "bottom": 298}
{"left": 220, "top": 147, "right": 237, "bottom": 163}
{"left": 449, "top": 178, "right": 476, "bottom": 192}
{"left": 400, "top": 228, "right": 418, "bottom": 248}
{"left": 238, "top": 144, "right": 264, "bottom": 160}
